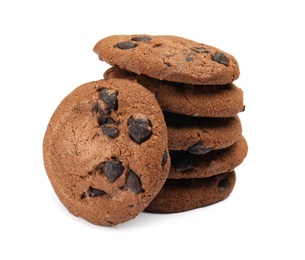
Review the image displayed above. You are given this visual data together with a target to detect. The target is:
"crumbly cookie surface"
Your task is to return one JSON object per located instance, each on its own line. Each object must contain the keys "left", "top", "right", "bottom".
{"left": 95, "top": 35, "right": 240, "bottom": 85}
{"left": 43, "top": 78, "right": 170, "bottom": 226}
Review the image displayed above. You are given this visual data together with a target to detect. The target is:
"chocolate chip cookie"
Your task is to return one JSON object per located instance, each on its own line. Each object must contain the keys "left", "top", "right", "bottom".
{"left": 104, "top": 67, "right": 244, "bottom": 117}
{"left": 94, "top": 35, "right": 240, "bottom": 85}
{"left": 169, "top": 136, "right": 248, "bottom": 179}
{"left": 164, "top": 112, "right": 242, "bottom": 153}
{"left": 145, "top": 171, "right": 236, "bottom": 213}
{"left": 43, "top": 78, "right": 170, "bottom": 226}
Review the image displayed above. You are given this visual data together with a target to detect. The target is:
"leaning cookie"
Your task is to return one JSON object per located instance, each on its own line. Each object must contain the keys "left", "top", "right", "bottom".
{"left": 43, "top": 78, "right": 170, "bottom": 226}
{"left": 104, "top": 67, "right": 244, "bottom": 117}
{"left": 165, "top": 112, "right": 242, "bottom": 154}
{"left": 145, "top": 171, "right": 236, "bottom": 213}
{"left": 169, "top": 136, "right": 247, "bottom": 179}
{"left": 94, "top": 35, "right": 239, "bottom": 85}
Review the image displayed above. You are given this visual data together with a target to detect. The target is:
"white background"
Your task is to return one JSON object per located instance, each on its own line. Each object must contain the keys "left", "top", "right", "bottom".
{"left": 1, "top": 0, "right": 304, "bottom": 259}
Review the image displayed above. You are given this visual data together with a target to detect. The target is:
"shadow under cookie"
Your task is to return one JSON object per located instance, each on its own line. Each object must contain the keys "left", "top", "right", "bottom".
{"left": 145, "top": 171, "right": 236, "bottom": 213}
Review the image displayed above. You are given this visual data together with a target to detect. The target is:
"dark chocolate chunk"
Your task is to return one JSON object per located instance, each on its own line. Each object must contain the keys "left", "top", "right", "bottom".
{"left": 187, "top": 141, "right": 212, "bottom": 155}
{"left": 218, "top": 178, "right": 230, "bottom": 192}
{"left": 241, "top": 105, "right": 246, "bottom": 112}
{"left": 125, "top": 170, "right": 144, "bottom": 194}
{"left": 102, "top": 126, "right": 119, "bottom": 138}
{"left": 212, "top": 52, "right": 228, "bottom": 66}
{"left": 82, "top": 187, "right": 106, "bottom": 198}
{"left": 99, "top": 88, "right": 118, "bottom": 111}
{"left": 105, "top": 117, "right": 115, "bottom": 124}
{"left": 101, "top": 159, "right": 124, "bottom": 182}
{"left": 161, "top": 150, "right": 168, "bottom": 168}
{"left": 128, "top": 117, "right": 152, "bottom": 144}
{"left": 114, "top": 41, "right": 136, "bottom": 50}
{"left": 170, "top": 151, "right": 194, "bottom": 171}
{"left": 184, "top": 53, "right": 193, "bottom": 62}
{"left": 131, "top": 36, "right": 151, "bottom": 42}
{"left": 98, "top": 115, "right": 115, "bottom": 126}
{"left": 98, "top": 114, "right": 107, "bottom": 125}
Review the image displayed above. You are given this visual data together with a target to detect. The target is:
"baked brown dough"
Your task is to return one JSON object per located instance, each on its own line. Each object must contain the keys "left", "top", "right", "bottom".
{"left": 95, "top": 34, "right": 239, "bottom": 85}
{"left": 164, "top": 113, "right": 242, "bottom": 153}
{"left": 169, "top": 136, "right": 248, "bottom": 179}
{"left": 43, "top": 78, "right": 170, "bottom": 226}
{"left": 104, "top": 66, "right": 244, "bottom": 117}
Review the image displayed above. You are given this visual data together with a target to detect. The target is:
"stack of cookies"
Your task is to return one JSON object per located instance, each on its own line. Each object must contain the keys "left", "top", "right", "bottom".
{"left": 94, "top": 35, "right": 248, "bottom": 213}
{"left": 43, "top": 34, "right": 247, "bottom": 226}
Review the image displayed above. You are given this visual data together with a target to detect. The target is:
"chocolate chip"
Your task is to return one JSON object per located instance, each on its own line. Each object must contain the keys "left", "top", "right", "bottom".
{"left": 218, "top": 179, "right": 230, "bottom": 192}
{"left": 184, "top": 53, "right": 193, "bottom": 62}
{"left": 170, "top": 151, "right": 194, "bottom": 171}
{"left": 162, "top": 150, "right": 168, "bottom": 168}
{"left": 128, "top": 117, "right": 152, "bottom": 144}
{"left": 187, "top": 141, "right": 212, "bottom": 155}
{"left": 212, "top": 52, "right": 228, "bottom": 66}
{"left": 99, "top": 88, "right": 118, "bottom": 111}
{"left": 98, "top": 114, "right": 107, "bottom": 125}
{"left": 82, "top": 187, "right": 106, "bottom": 198}
{"left": 105, "top": 117, "right": 115, "bottom": 124}
{"left": 164, "top": 61, "right": 171, "bottom": 67}
{"left": 101, "top": 159, "right": 124, "bottom": 182}
{"left": 125, "top": 170, "right": 144, "bottom": 194}
{"left": 102, "top": 126, "right": 119, "bottom": 138}
{"left": 131, "top": 36, "right": 151, "bottom": 42}
{"left": 241, "top": 105, "right": 246, "bottom": 112}
{"left": 114, "top": 41, "right": 136, "bottom": 50}
{"left": 98, "top": 115, "right": 115, "bottom": 126}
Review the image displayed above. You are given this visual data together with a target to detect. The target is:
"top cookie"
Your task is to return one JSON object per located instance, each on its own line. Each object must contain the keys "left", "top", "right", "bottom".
{"left": 43, "top": 78, "right": 170, "bottom": 226}
{"left": 93, "top": 35, "right": 240, "bottom": 85}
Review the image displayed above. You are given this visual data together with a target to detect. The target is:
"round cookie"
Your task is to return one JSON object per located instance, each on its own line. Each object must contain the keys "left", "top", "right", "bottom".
{"left": 43, "top": 78, "right": 170, "bottom": 226}
{"left": 164, "top": 112, "right": 242, "bottom": 153}
{"left": 104, "top": 67, "right": 244, "bottom": 117}
{"left": 94, "top": 34, "right": 240, "bottom": 85}
{"left": 145, "top": 171, "right": 236, "bottom": 213}
{"left": 169, "top": 136, "right": 248, "bottom": 179}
